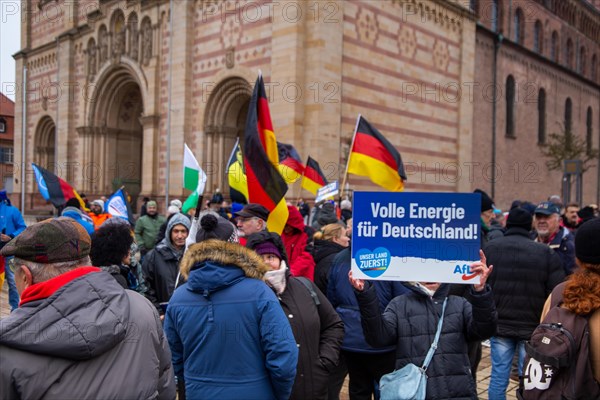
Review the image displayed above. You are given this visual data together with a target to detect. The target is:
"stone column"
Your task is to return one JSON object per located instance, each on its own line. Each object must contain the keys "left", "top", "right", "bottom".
{"left": 140, "top": 115, "right": 160, "bottom": 196}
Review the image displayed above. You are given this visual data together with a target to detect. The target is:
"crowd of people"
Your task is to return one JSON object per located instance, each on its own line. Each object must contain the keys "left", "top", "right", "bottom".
{"left": 0, "top": 189, "right": 598, "bottom": 400}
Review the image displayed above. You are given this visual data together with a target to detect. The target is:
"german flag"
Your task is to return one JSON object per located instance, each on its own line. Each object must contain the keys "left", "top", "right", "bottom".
{"left": 32, "top": 163, "right": 86, "bottom": 208}
{"left": 244, "top": 75, "right": 289, "bottom": 234}
{"left": 277, "top": 142, "right": 304, "bottom": 183}
{"left": 302, "top": 156, "right": 328, "bottom": 195}
{"left": 347, "top": 116, "right": 406, "bottom": 191}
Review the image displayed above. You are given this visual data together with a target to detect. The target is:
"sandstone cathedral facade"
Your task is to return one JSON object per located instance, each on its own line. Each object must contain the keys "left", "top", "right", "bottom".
{"left": 10, "top": 0, "right": 600, "bottom": 212}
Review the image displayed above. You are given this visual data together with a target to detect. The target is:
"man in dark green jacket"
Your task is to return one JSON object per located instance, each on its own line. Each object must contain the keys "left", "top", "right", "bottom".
{"left": 135, "top": 200, "right": 166, "bottom": 256}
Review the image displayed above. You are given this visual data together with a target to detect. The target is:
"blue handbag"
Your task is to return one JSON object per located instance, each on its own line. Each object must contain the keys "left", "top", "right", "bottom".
{"left": 379, "top": 298, "right": 448, "bottom": 400}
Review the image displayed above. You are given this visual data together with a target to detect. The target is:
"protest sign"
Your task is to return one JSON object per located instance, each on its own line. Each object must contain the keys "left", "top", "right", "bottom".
{"left": 315, "top": 181, "right": 339, "bottom": 203}
{"left": 351, "top": 191, "right": 481, "bottom": 284}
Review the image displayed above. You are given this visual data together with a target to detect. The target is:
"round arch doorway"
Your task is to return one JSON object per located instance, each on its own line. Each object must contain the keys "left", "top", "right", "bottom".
{"left": 203, "top": 77, "right": 252, "bottom": 197}
{"left": 83, "top": 68, "right": 143, "bottom": 205}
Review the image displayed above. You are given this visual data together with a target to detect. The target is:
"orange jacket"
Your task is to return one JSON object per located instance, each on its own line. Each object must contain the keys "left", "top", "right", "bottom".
{"left": 89, "top": 212, "right": 112, "bottom": 230}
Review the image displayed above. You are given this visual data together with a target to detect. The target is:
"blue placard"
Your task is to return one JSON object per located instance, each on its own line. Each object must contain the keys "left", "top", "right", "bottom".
{"left": 351, "top": 192, "right": 481, "bottom": 284}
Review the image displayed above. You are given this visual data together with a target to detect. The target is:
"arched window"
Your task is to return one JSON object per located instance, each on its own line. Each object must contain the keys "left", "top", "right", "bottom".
{"left": 514, "top": 8, "right": 524, "bottom": 44}
{"left": 140, "top": 17, "right": 153, "bottom": 66}
{"left": 506, "top": 75, "right": 516, "bottom": 137}
{"left": 579, "top": 46, "right": 586, "bottom": 76}
{"left": 111, "top": 10, "right": 126, "bottom": 56}
{"left": 87, "top": 38, "right": 97, "bottom": 75}
{"left": 128, "top": 13, "right": 139, "bottom": 61}
{"left": 491, "top": 0, "right": 499, "bottom": 32}
{"left": 538, "top": 89, "right": 546, "bottom": 144}
{"left": 565, "top": 38, "right": 573, "bottom": 68}
{"left": 587, "top": 107, "right": 593, "bottom": 154}
{"left": 534, "top": 20, "right": 543, "bottom": 53}
{"left": 98, "top": 24, "right": 108, "bottom": 64}
{"left": 551, "top": 31, "right": 559, "bottom": 62}
{"left": 565, "top": 97, "right": 573, "bottom": 134}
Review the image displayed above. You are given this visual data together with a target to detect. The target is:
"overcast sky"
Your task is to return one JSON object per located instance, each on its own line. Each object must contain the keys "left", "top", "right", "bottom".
{"left": 1, "top": 1, "right": 21, "bottom": 101}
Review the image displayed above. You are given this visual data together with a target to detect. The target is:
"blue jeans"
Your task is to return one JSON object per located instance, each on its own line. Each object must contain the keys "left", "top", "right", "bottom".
{"left": 4, "top": 257, "right": 20, "bottom": 310}
{"left": 488, "top": 336, "right": 526, "bottom": 400}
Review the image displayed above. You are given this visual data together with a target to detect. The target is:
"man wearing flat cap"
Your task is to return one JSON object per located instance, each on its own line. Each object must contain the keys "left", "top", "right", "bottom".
{"left": 235, "top": 203, "right": 269, "bottom": 245}
{"left": 0, "top": 217, "right": 175, "bottom": 399}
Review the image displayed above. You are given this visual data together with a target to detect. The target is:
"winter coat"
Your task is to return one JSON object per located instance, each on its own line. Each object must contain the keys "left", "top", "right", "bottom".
{"left": 163, "top": 240, "right": 298, "bottom": 400}
{"left": 312, "top": 239, "right": 346, "bottom": 294}
{"left": 88, "top": 212, "right": 112, "bottom": 230}
{"left": 61, "top": 206, "right": 95, "bottom": 236}
{"left": 486, "top": 227, "right": 565, "bottom": 339}
{"left": 278, "top": 272, "right": 344, "bottom": 400}
{"left": 135, "top": 213, "right": 166, "bottom": 253}
{"left": 327, "top": 248, "right": 410, "bottom": 353}
{"left": 355, "top": 283, "right": 497, "bottom": 400}
{"left": 545, "top": 226, "right": 576, "bottom": 276}
{"left": 142, "top": 214, "right": 189, "bottom": 313}
{"left": 282, "top": 205, "right": 315, "bottom": 280}
{"left": 0, "top": 202, "right": 26, "bottom": 238}
{"left": 0, "top": 268, "right": 175, "bottom": 399}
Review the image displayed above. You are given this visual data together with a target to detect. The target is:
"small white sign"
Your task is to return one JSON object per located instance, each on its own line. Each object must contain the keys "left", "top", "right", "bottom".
{"left": 316, "top": 181, "right": 339, "bottom": 203}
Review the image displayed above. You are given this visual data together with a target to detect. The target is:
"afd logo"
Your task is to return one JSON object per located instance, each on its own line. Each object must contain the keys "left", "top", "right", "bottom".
{"left": 454, "top": 264, "right": 477, "bottom": 281}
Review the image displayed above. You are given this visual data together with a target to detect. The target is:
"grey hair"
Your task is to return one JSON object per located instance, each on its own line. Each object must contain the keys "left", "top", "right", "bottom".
{"left": 14, "top": 256, "right": 92, "bottom": 285}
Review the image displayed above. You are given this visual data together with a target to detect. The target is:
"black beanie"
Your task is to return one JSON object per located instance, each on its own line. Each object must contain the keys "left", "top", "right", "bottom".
{"left": 195, "top": 213, "right": 237, "bottom": 243}
{"left": 474, "top": 189, "right": 494, "bottom": 212}
{"left": 506, "top": 207, "right": 532, "bottom": 230}
{"left": 65, "top": 197, "right": 81, "bottom": 209}
{"left": 575, "top": 218, "right": 600, "bottom": 264}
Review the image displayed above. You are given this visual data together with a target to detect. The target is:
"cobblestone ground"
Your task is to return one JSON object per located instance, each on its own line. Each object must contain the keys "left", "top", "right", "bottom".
{"left": 1, "top": 283, "right": 518, "bottom": 399}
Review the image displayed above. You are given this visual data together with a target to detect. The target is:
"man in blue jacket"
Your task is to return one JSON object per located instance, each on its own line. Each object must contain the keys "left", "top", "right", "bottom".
{"left": 0, "top": 190, "right": 26, "bottom": 310}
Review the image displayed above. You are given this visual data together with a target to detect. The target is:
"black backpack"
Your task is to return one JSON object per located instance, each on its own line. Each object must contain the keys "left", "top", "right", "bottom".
{"left": 518, "top": 283, "right": 600, "bottom": 400}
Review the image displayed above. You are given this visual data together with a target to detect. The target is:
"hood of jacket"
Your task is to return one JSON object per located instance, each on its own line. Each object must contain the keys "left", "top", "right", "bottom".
{"left": 160, "top": 213, "right": 191, "bottom": 252}
{"left": 0, "top": 271, "right": 130, "bottom": 361}
{"left": 61, "top": 206, "right": 94, "bottom": 223}
{"left": 404, "top": 281, "right": 450, "bottom": 300}
{"left": 313, "top": 239, "right": 346, "bottom": 263}
{"left": 180, "top": 239, "right": 268, "bottom": 282}
{"left": 285, "top": 205, "right": 305, "bottom": 232}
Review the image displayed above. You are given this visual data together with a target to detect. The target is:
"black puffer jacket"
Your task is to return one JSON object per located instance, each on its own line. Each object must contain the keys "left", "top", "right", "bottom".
{"left": 312, "top": 239, "right": 346, "bottom": 294}
{"left": 485, "top": 227, "right": 565, "bottom": 339}
{"left": 247, "top": 231, "right": 345, "bottom": 400}
{"left": 355, "top": 283, "right": 497, "bottom": 400}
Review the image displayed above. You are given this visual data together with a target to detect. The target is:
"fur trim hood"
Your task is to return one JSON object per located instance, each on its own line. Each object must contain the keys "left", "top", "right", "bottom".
{"left": 180, "top": 239, "right": 269, "bottom": 280}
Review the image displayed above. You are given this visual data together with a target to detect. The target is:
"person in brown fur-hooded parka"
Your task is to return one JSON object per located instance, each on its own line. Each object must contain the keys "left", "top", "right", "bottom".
{"left": 163, "top": 213, "right": 299, "bottom": 400}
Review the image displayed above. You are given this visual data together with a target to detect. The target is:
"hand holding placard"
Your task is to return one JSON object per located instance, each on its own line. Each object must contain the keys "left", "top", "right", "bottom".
{"left": 348, "top": 270, "right": 365, "bottom": 292}
{"left": 471, "top": 250, "right": 493, "bottom": 292}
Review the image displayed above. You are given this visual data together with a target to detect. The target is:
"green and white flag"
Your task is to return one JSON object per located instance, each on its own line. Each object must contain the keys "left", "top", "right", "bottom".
{"left": 182, "top": 143, "right": 207, "bottom": 213}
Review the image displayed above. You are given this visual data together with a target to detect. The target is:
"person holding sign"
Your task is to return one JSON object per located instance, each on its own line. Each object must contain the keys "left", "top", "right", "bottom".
{"left": 348, "top": 251, "right": 497, "bottom": 400}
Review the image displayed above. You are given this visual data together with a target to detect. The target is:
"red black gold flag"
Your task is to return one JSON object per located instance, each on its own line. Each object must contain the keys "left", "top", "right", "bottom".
{"left": 347, "top": 116, "right": 406, "bottom": 191}
{"left": 302, "top": 156, "right": 328, "bottom": 195}
{"left": 31, "top": 163, "right": 86, "bottom": 209}
{"left": 243, "top": 75, "right": 289, "bottom": 233}
{"left": 277, "top": 142, "right": 304, "bottom": 183}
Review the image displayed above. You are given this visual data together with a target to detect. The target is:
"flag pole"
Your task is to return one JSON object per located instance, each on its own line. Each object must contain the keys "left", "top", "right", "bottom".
{"left": 340, "top": 114, "right": 361, "bottom": 200}
{"left": 194, "top": 195, "right": 203, "bottom": 219}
